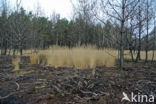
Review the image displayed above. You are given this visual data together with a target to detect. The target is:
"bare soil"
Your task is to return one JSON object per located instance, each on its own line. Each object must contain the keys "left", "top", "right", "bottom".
{"left": 0, "top": 56, "right": 156, "bottom": 104}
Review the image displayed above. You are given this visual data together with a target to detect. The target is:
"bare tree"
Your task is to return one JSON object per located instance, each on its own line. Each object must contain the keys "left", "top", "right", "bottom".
{"left": 151, "top": 1, "right": 156, "bottom": 62}
{"left": 144, "top": 0, "right": 153, "bottom": 62}
{"left": 151, "top": 15, "right": 156, "bottom": 62}
{"left": 99, "top": 0, "right": 139, "bottom": 67}
{"left": 71, "top": 0, "right": 96, "bottom": 45}
{"left": 9, "top": 0, "right": 31, "bottom": 55}
{"left": 136, "top": 0, "right": 142, "bottom": 62}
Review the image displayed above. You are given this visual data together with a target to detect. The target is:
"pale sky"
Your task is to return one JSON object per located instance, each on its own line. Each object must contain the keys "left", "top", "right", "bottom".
{"left": 8, "top": 0, "right": 74, "bottom": 19}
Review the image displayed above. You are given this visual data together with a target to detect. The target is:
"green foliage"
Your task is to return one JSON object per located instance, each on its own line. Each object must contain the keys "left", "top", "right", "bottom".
{"left": 0, "top": 6, "right": 121, "bottom": 53}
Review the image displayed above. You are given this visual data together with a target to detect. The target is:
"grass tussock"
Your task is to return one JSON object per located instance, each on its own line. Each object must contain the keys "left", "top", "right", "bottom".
{"left": 30, "top": 54, "right": 47, "bottom": 65}
{"left": 12, "top": 57, "right": 20, "bottom": 71}
{"left": 29, "top": 45, "right": 117, "bottom": 69}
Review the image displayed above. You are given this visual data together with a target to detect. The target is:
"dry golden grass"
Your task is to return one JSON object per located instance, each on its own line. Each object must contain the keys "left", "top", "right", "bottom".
{"left": 124, "top": 50, "right": 156, "bottom": 61}
{"left": 30, "top": 54, "right": 38, "bottom": 65}
{"left": 29, "top": 45, "right": 117, "bottom": 69}
{"left": 12, "top": 57, "right": 20, "bottom": 71}
{"left": 2, "top": 46, "right": 156, "bottom": 70}
{"left": 27, "top": 46, "right": 156, "bottom": 69}
{"left": 30, "top": 54, "right": 47, "bottom": 65}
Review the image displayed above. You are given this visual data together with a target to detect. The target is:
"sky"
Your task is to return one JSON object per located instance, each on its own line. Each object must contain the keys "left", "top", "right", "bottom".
{"left": 5, "top": 0, "right": 74, "bottom": 19}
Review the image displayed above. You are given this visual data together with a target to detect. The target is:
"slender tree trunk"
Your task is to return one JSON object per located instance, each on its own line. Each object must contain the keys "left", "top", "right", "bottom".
{"left": 136, "top": 0, "right": 142, "bottom": 62}
{"left": 20, "top": 48, "right": 23, "bottom": 56}
{"left": 152, "top": 15, "right": 155, "bottom": 62}
{"left": 13, "top": 49, "right": 16, "bottom": 56}
{"left": 1, "top": 38, "right": 4, "bottom": 55}
{"left": 1, "top": 39, "right": 7, "bottom": 55}
{"left": 120, "top": 0, "right": 125, "bottom": 68}
{"left": 130, "top": 48, "right": 134, "bottom": 62}
{"left": 19, "top": 42, "right": 23, "bottom": 56}
{"left": 145, "top": 0, "right": 149, "bottom": 63}
{"left": 4, "top": 46, "right": 7, "bottom": 55}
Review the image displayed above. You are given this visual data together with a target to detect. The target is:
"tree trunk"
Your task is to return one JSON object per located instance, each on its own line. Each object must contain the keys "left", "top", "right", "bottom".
{"left": 151, "top": 16, "right": 155, "bottom": 63}
{"left": 20, "top": 48, "right": 23, "bottom": 56}
{"left": 145, "top": 0, "right": 149, "bottom": 63}
{"left": 19, "top": 44, "right": 23, "bottom": 56}
{"left": 136, "top": 0, "right": 141, "bottom": 62}
{"left": 13, "top": 49, "right": 16, "bottom": 56}
{"left": 120, "top": 0, "right": 125, "bottom": 68}
{"left": 129, "top": 45, "right": 134, "bottom": 62}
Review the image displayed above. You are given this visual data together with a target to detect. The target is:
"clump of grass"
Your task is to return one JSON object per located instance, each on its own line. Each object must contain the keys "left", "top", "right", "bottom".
{"left": 30, "top": 54, "right": 47, "bottom": 65}
{"left": 38, "top": 54, "right": 47, "bottom": 65}
{"left": 30, "top": 55, "right": 38, "bottom": 64}
{"left": 29, "top": 45, "right": 117, "bottom": 69}
{"left": 12, "top": 57, "right": 20, "bottom": 71}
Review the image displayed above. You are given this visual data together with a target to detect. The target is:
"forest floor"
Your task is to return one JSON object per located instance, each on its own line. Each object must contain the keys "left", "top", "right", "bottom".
{"left": 0, "top": 56, "right": 156, "bottom": 104}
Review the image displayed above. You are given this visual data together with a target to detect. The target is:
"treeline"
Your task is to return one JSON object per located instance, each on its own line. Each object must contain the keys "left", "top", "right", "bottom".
{"left": 0, "top": 6, "right": 121, "bottom": 55}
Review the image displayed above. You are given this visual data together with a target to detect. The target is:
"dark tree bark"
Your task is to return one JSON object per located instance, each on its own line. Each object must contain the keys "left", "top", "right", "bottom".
{"left": 145, "top": 0, "right": 149, "bottom": 63}
{"left": 151, "top": 15, "right": 156, "bottom": 62}
{"left": 136, "top": 0, "right": 142, "bottom": 62}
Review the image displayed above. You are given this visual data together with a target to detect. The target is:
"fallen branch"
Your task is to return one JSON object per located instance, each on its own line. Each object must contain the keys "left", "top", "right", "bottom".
{"left": 0, "top": 92, "right": 17, "bottom": 100}
{"left": 79, "top": 90, "right": 98, "bottom": 96}
{"left": 0, "top": 82, "right": 20, "bottom": 100}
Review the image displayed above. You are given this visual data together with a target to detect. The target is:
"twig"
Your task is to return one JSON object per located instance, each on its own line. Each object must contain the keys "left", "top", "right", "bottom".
{"left": 0, "top": 92, "right": 17, "bottom": 100}
{"left": 80, "top": 90, "right": 98, "bottom": 96}
{"left": 0, "top": 82, "right": 20, "bottom": 100}
{"left": 15, "top": 82, "right": 20, "bottom": 90}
